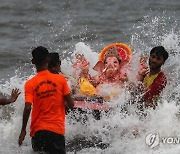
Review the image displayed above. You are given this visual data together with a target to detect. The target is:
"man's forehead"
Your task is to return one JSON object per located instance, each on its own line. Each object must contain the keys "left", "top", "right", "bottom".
{"left": 150, "top": 52, "right": 164, "bottom": 60}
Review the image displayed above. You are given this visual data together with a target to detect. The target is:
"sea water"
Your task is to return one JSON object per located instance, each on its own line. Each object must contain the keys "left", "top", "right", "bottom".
{"left": 0, "top": 0, "right": 180, "bottom": 153}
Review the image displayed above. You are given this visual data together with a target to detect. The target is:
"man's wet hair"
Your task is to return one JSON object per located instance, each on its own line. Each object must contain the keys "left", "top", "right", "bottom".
{"left": 49, "top": 52, "right": 61, "bottom": 68}
{"left": 32, "top": 46, "right": 49, "bottom": 65}
{"left": 150, "top": 46, "right": 169, "bottom": 62}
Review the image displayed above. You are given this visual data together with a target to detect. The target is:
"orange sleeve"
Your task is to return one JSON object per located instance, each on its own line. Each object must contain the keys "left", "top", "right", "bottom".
{"left": 25, "top": 81, "right": 33, "bottom": 104}
{"left": 62, "top": 77, "right": 70, "bottom": 96}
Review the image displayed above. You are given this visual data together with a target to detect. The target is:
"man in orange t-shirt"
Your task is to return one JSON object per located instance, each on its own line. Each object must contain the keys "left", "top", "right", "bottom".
{"left": 18, "top": 46, "right": 74, "bottom": 154}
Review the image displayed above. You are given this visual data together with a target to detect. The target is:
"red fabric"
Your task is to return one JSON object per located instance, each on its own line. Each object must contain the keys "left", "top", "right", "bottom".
{"left": 143, "top": 72, "right": 167, "bottom": 101}
{"left": 74, "top": 100, "right": 109, "bottom": 111}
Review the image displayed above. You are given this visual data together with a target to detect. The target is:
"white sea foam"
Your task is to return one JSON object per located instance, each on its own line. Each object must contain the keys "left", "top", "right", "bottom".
{"left": 0, "top": 16, "right": 180, "bottom": 154}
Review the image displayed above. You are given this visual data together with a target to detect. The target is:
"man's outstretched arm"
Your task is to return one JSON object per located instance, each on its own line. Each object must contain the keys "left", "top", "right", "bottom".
{"left": 0, "top": 88, "right": 21, "bottom": 105}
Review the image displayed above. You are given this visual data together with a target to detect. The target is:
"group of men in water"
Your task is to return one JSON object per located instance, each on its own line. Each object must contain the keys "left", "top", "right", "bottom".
{"left": 0, "top": 44, "right": 169, "bottom": 153}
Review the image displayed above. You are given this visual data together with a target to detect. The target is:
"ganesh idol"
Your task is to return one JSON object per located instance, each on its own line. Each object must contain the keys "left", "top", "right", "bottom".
{"left": 72, "top": 43, "right": 132, "bottom": 100}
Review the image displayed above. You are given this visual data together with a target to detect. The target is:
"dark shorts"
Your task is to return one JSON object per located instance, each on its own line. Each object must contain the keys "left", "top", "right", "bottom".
{"left": 32, "top": 130, "right": 66, "bottom": 154}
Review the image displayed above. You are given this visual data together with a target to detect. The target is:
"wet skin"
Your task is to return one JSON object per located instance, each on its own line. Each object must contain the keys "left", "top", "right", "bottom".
{"left": 149, "top": 53, "right": 164, "bottom": 71}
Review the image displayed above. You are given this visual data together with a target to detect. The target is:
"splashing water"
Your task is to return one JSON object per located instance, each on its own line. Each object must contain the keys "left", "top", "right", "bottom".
{"left": 66, "top": 15, "right": 180, "bottom": 154}
{"left": 0, "top": 15, "right": 180, "bottom": 154}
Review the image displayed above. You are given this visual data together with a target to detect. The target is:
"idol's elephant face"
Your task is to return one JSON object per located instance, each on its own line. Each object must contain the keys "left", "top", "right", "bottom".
{"left": 104, "top": 57, "right": 120, "bottom": 78}
{"left": 93, "top": 57, "right": 120, "bottom": 79}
